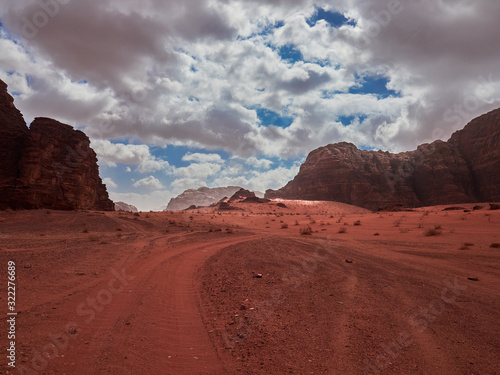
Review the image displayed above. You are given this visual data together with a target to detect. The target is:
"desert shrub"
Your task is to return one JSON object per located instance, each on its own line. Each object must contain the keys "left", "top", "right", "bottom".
{"left": 338, "top": 227, "right": 347, "bottom": 234}
{"left": 490, "top": 243, "right": 500, "bottom": 248}
{"left": 374, "top": 233, "right": 380, "bottom": 236}
{"left": 81, "top": 228, "right": 89, "bottom": 233}
{"left": 425, "top": 228, "right": 441, "bottom": 236}
{"left": 434, "top": 224, "right": 442, "bottom": 230}
{"left": 225, "top": 228, "right": 234, "bottom": 234}
{"left": 116, "top": 228, "right": 122, "bottom": 231}
{"left": 133, "top": 212, "right": 140, "bottom": 217}
{"left": 393, "top": 219, "right": 402, "bottom": 227}
{"left": 281, "top": 223, "right": 289, "bottom": 229}
{"left": 294, "top": 220, "right": 299, "bottom": 226}
{"left": 300, "top": 226, "right": 313, "bottom": 235}
{"left": 353, "top": 220, "right": 361, "bottom": 226}
{"left": 459, "top": 244, "right": 470, "bottom": 250}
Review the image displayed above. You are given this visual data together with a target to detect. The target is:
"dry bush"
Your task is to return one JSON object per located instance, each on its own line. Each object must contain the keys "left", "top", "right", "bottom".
{"left": 338, "top": 227, "right": 347, "bottom": 234}
{"left": 294, "top": 220, "right": 299, "bottom": 226}
{"left": 374, "top": 233, "right": 380, "bottom": 236}
{"left": 490, "top": 243, "right": 500, "bottom": 248}
{"left": 300, "top": 226, "right": 313, "bottom": 235}
{"left": 425, "top": 228, "right": 441, "bottom": 236}
{"left": 225, "top": 228, "right": 234, "bottom": 234}
{"left": 281, "top": 223, "right": 289, "bottom": 229}
{"left": 434, "top": 224, "right": 442, "bottom": 230}
{"left": 81, "top": 228, "right": 89, "bottom": 233}
{"left": 353, "top": 220, "right": 361, "bottom": 226}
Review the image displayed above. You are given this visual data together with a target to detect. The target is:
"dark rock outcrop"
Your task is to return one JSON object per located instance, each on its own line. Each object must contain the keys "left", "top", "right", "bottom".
{"left": 166, "top": 186, "right": 242, "bottom": 211}
{"left": 266, "top": 108, "right": 500, "bottom": 210}
{"left": 115, "top": 201, "right": 138, "bottom": 212}
{"left": 229, "top": 188, "right": 256, "bottom": 202}
{"left": 0, "top": 80, "right": 114, "bottom": 211}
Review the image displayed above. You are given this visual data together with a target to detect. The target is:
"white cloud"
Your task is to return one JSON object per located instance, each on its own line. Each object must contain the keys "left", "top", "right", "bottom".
{"left": 132, "top": 176, "right": 164, "bottom": 189}
{"left": 102, "top": 177, "right": 118, "bottom": 189}
{"left": 182, "top": 152, "right": 224, "bottom": 164}
{"left": 171, "top": 163, "right": 222, "bottom": 179}
{"left": 91, "top": 139, "right": 170, "bottom": 173}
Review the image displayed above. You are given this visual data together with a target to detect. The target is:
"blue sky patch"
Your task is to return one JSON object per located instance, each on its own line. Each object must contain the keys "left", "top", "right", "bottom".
{"left": 349, "top": 75, "right": 400, "bottom": 98}
{"left": 307, "top": 8, "right": 356, "bottom": 28}
{"left": 278, "top": 44, "right": 303, "bottom": 63}
{"left": 253, "top": 106, "right": 294, "bottom": 128}
{"left": 338, "top": 114, "right": 368, "bottom": 126}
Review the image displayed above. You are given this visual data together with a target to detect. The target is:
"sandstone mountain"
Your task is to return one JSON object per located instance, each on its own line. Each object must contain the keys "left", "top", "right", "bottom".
{"left": 115, "top": 201, "right": 139, "bottom": 212}
{"left": 166, "top": 186, "right": 242, "bottom": 211}
{"left": 266, "top": 108, "right": 500, "bottom": 210}
{"left": 0, "top": 80, "right": 114, "bottom": 211}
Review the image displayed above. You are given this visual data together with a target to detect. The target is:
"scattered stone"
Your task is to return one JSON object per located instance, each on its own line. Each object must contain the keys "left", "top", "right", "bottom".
{"left": 467, "top": 277, "right": 479, "bottom": 281}
{"left": 345, "top": 260, "right": 353, "bottom": 264}
{"left": 489, "top": 203, "right": 500, "bottom": 210}
{"left": 253, "top": 273, "right": 263, "bottom": 278}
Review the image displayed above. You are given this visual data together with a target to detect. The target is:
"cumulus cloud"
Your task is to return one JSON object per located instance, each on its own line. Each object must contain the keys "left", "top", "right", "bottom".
{"left": 132, "top": 176, "right": 164, "bottom": 190}
{"left": 91, "top": 140, "right": 170, "bottom": 173}
{"left": 182, "top": 152, "right": 224, "bottom": 164}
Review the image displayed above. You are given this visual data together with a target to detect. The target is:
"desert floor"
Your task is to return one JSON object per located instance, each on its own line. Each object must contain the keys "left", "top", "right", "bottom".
{"left": 0, "top": 201, "right": 499, "bottom": 374}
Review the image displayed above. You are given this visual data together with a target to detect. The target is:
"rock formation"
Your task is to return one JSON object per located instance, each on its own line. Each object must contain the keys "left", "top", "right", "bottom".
{"left": 115, "top": 201, "right": 139, "bottom": 212}
{"left": 266, "top": 108, "right": 500, "bottom": 210}
{"left": 166, "top": 186, "right": 242, "bottom": 211}
{"left": 0, "top": 80, "right": 114, "bottom": 211}
{"left": 228, "top": 188, "right": 270, "bottom": 204}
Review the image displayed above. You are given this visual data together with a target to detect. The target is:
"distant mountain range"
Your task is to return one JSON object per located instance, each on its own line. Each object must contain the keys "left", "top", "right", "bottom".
{"left": 115, "top": 201, "right": 138, "bottom": 212}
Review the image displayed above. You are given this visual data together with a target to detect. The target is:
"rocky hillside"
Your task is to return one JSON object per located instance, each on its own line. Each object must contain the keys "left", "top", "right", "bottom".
{"left": 166, "top": 186, "right": 242, "bottom": 211}
{"left": 0, "top": 80, "right": 114, "bottom": 211}
{"left": 115, "top": 201, "right": 139, "bottom": 212}
{"left": 266, "top": 108, "right": 500, "bottom": 210}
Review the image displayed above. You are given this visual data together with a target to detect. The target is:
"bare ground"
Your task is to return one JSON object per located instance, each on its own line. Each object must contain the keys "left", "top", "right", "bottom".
{"left": 0, "top": 202, "right": 499, "bottom": 374}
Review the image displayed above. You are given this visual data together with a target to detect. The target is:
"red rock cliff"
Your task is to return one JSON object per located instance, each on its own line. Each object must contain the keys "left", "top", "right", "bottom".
{"left": 266, "top": 108, "right": 500, "bottom": 210}
{"left": 0, "top": 80, "right": 114, "bottom": 210}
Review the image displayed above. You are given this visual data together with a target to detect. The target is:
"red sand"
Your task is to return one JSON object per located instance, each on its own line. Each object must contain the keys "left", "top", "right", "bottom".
{"left": 0, "top": 201, "right": 499, "bottom": 374}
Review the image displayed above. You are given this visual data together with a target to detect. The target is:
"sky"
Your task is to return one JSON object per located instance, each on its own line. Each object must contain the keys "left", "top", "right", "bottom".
{"left": 1, "top": 0, "right": 500, "bottom": 211}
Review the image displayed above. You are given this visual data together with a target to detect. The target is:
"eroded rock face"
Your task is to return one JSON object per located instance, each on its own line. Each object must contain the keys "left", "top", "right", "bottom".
{"left": 266, "top": 108, "right": 500, "bottom": 210}
{"left": 0, "top": 80, "right": 29, "bottom": 207}
{"left": 0, "top": 80, "right": 114, "bottom": 211}
{"left": 166, "top": 186, "right": 242, "bottom": 211}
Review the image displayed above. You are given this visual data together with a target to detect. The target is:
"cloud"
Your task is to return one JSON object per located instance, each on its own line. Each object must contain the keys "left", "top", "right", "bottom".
{"left": 102, "top": 177, "right": 118, "bottom": 189}
{"left": 132, "top": 176, "right": 164, "bottom": 189}
{"left": 244, "top": 157, "right": 273, "bottom": 169}
{"left": 182, "top": 152, "right": 224, "bottom": 164}
{"left": 171, "top": 163, "right": 222, "bottom": 180}
{"left": 91, "top": 140, "right": 170, "bottom": 173}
